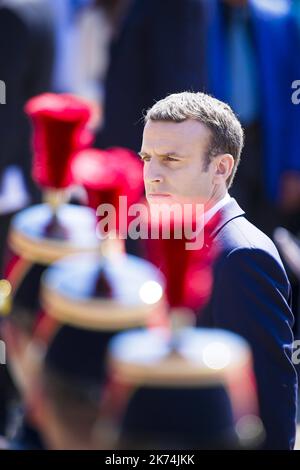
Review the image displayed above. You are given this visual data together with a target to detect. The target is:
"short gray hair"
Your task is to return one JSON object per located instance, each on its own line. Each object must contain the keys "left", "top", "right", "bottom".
{"left": 144, "top": 92, "right": 244, "bottom": 187}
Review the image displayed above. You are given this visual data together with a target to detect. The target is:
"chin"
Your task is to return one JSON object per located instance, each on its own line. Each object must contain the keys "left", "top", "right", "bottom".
{"left": 147, "top": 195, "right": 173, "bottom": 204}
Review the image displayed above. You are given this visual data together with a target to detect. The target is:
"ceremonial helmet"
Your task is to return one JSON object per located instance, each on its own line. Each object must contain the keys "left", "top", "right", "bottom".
{"left": 108, "top": 325, "right": 265, "bottom": 449}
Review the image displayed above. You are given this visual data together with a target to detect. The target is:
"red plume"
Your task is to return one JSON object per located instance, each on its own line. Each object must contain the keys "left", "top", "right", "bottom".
{"left": 25, "top": 93, "right": 93, "bottom": 189}
{"left": 71, "top": 147, "right": 143, "bottom": 234}
{"left": 71, "top": 148, "right": 125, "bottom": 211}
{"left": 142, "top": 207, "right": 221, "bottom": 312}
{"left": 106, "top": 147, "right": 144, "bottom": 207}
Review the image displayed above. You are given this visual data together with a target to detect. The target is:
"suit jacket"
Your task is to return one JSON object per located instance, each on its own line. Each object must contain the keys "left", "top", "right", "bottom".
{"left": 0, "top": 0, "right": 54, "bottom": 200}
{"left": 96, "top": 0, "right": 206, "bottom": 152}
{"left": 198, "top": 198, "right": 298, "bottom": 450}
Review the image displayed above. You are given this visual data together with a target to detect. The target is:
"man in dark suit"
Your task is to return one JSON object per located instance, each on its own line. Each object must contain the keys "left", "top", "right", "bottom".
{"left": 140, "top": 91, "right": 298, "bottom": 449}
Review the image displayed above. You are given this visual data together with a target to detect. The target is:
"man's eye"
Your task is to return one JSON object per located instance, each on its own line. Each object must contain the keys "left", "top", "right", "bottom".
{"left": 164, "top": 156, "right": 179, "bottom": 162}
{"left": 140, "top": 155, "right": 151, "bottom": 162}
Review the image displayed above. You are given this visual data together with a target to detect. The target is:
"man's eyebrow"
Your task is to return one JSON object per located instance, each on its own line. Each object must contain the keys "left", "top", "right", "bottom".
{"left": 138, "top": 151, "right": 183, "bottom": 158}
{"left": 138, "top": 151, "right": 149, "bottom": 158}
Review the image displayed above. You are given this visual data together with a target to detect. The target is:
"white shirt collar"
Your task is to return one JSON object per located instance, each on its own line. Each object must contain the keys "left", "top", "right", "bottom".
{"left": 204, "top": 192, "right": 231, "bottom": 225}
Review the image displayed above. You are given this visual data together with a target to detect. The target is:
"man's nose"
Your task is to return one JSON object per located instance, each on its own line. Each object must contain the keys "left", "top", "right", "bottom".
{"left": 144, "top": 160, "right": 164, "bottom": 184}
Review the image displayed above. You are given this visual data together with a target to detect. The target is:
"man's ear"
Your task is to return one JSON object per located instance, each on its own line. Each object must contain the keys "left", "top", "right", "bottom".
{"left": 213, "top": 154, "right": 234, "bottom": 183}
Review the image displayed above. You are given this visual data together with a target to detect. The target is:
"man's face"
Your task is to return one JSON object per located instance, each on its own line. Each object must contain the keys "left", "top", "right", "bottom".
{"left": 141, "top": 119, "right": 217, "bottom": 206}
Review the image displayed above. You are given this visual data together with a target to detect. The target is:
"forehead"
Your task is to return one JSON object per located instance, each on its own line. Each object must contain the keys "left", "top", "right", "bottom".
{"left": 141, "top": 119, "right": 211, "bottom": 154}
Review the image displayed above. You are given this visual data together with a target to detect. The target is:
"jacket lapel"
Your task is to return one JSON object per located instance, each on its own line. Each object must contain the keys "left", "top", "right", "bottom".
{"left": 209, "top": 198, "right": 245, "bottom": 239}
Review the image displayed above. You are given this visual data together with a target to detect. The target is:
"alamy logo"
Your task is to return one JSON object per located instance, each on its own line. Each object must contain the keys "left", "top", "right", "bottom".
{"left": 291, "top": 80, "right": 300, "bottom": 105}
{"left": 95, "top": 197, "right": 206, "bottom": 250}
{"left": 0, "top": 80, "right": 6, "bottom": 104}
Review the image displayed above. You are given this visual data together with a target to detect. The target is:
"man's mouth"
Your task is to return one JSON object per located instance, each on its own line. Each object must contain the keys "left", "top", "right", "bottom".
{"left": 147, "top": 193, "right": 171, "bottom": 198}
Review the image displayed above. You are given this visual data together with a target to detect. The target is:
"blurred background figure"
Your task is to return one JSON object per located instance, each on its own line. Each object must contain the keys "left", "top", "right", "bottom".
{"left": 95, "top": 0, "right": 207, "bottom": 152}
{"left": 203, "top": 0, "right": 300, "bottom": 236}
{"left": 277, "top": 0, "right": 300, "bottom": 230}
{"left": 0, "top": 0, "right": 55, "bottom": 275}
{"left": 48, "top": 0, "right": 112, "bottom": 130}
{"left": 202, "top": 0, "right": 300, "bottom": 335}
